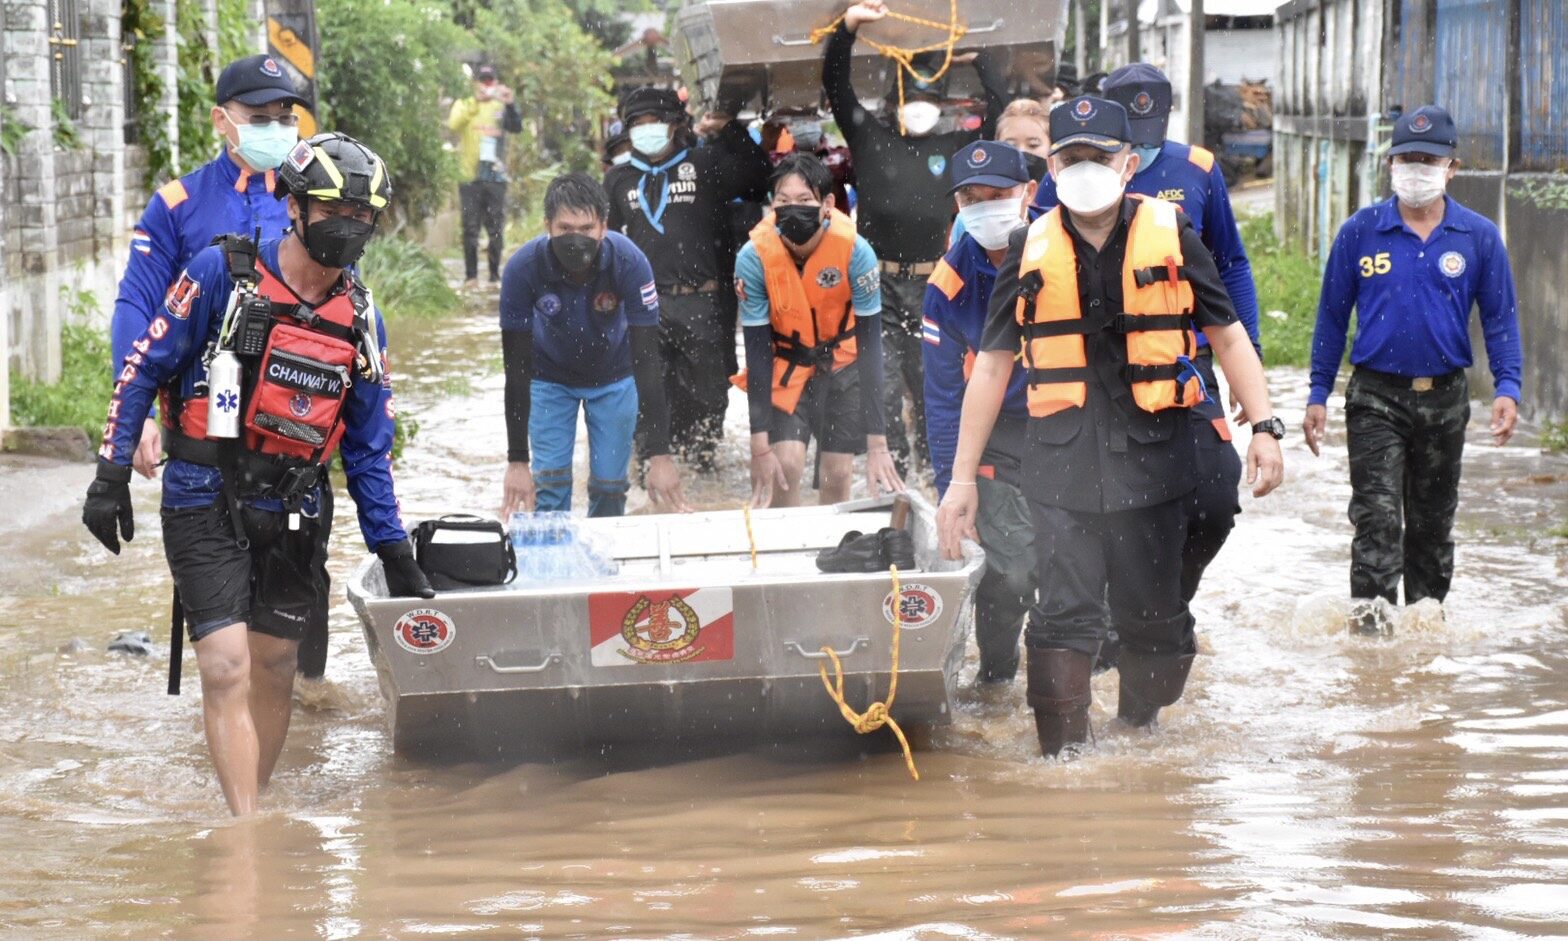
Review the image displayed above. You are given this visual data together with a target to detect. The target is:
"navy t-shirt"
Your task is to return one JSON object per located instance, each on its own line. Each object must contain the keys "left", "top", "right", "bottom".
{"left": 499, "top": 231, "right": 660, "bottom": 388}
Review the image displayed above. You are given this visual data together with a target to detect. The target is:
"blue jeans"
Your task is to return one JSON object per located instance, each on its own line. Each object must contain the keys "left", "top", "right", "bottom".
{"left": 530, "top": 376, "right": 638, "bottom": 517}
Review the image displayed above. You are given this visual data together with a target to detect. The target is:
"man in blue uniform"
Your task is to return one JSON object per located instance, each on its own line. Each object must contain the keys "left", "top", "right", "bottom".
{"left": 113, "top": 54, "right": 305, "bottom": 479}
{"left": 82, "top": 134, "right": 432, "bottom": 815}
{"left": 1033, "top": 63, "right": 1263, "bottom": 667}
{"left": 500, "top": 173, "right": 687, "bottom": 518}
{"left": 922, "top": 140, "right": 1036, "bottom": 685}
{"left": 1303, "top": 106, "right": 1521, "bottom": 632}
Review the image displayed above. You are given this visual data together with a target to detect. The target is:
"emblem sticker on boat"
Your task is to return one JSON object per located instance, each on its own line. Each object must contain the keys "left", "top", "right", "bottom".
{"left": 883, "top": 583, "right": 943, "bottom": 630}
{"left": 394, "top": 608, "right": 455, "bottom": 655}
{"left": 589, "top": 588, "right": 734, "bottom": 666}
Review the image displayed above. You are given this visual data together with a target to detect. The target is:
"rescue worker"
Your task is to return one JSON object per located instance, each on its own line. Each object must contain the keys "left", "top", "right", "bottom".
{"left": 499, "top": 173, "right": 688, "bottom": 518}
{"left": 1034, "top": 64, "right": 1264, "bottom": 668}
{"left": 936, "top": 98, "right": 1285, "bottom": 757}
{"left": 604, "top": 87, "right": 770, "bottom": 469}
{"left": 109, "top": 55, "right": 343, "bottom": 681}
{"left": 735, "top": 154, "right": 904, "bottom": 508}
{"left": 448, "top": 64, "right": 523, "bottom": 289}
{"left": 824, "top": 0, "right": 1010, "bottom": 477}
{"left": 923, "top": 140, "right": 1036, "bottom": 685}
{"left": 602, "top": 131, "right": 632, "bottom": 173}
{"left": 767, "top": 105, "right": 856, "bottom": 211}
{"left": 81, "top": 133, "right": 433, "bottom": 815}
{"left": 1303, "top": 105, "right": 1521, "bottom": 633}
{"left": 947, "top": 98, "right": 1052, "bottom": 246}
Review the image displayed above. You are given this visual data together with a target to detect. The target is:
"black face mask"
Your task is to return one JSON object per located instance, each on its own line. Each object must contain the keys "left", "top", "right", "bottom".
{"left": 300, "top": 213, "right": 376, "bottom": 269}
{"left": 1023, "top": 151, "right": 1051, "bottom": 183}
{"left": 775, "top": 204, "right": 824, "bottom": 246}
{"left": 550, "top": 233, "right": 601, "bottom": 276}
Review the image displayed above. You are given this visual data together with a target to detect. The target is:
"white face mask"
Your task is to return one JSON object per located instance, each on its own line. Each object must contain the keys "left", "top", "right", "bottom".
{"left": 957, "top": 197, "right": 1025, "bottom": 251}
{"left": 610, "top": 152, "right": 632, "bottom": 167}
{"left": 1054, "top": 159, "right": 1128, "bottom": 215}
{"left": 1390, "top": 161, "right": 1449, "bottom": 208}
{"left": 899, "top": 101, "right": 941, "bottom": 136}
{"left": 629, "top": 122, "right": 672, "bottom": 157}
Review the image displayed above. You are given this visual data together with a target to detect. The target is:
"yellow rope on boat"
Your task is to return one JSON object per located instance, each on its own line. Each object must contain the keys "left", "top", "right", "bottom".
{"left": 817, "top": 565, "right": 919, "bottom": 780}
{"left": 809, "top": 0, "right": 969, "bottom": 136}
{"left": 742, "top": 502, "right": 758, "bottom": 571}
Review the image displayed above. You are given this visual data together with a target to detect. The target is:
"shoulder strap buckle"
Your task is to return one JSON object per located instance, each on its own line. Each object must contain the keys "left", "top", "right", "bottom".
{"left": 211, "top": 234, "right": 260, "bottom": 287}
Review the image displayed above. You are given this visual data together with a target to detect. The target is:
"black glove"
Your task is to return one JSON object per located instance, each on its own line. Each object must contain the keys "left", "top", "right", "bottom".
{"left": 377, "top": 539, "right": 435, "bottom": 599}
{"left": 82, "top": 460, "right": 135, "bottom": 555}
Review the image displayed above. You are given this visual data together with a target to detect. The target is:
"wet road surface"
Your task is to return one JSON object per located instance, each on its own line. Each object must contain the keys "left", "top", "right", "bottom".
{"left": 2, "top": 295, "right": 1566, "bottom": 939}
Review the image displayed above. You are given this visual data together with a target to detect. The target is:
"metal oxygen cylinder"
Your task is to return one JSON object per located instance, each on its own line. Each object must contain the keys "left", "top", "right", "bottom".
{"left": 205, "top": 347, "right": 243, "bottom": 439}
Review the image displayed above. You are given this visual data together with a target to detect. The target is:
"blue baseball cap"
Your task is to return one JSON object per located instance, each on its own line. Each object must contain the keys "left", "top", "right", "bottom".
{"left": 1101, "top": 63, "right": 1172, "bottom": 146}
{"left": 1389, "top": 106, "right": 1458, "bottom": 158}
{"left": 949, "top": 140, "right": 1031, "bottom": 193}
{"left": 1049, "top": 96, "right": 1132, "bottom": 155}
{"left": 216, "top": 54, "right": 304, "bottom": 108}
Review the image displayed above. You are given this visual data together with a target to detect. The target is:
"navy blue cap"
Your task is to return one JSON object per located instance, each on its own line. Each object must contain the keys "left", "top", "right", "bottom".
{"left": 1389, "top": 106, "right": 1458, "bottom": 158}
{"left": 891, "top": 51, "right": 949, "bottom": 101}
{"left": 1101, "top": 63, "right": 1172, "bottom": 146}
{"left": 216, "top": 54, "right": 304, "bottom": 108}
{"left": 948, "top": 140, "right": 1031, "bottom": 193}
{"left": 1049, "top": 96, "right": 1132, "bottom": 154}
{"left": 475, "top": 65, "right": 498, "bottom": 82}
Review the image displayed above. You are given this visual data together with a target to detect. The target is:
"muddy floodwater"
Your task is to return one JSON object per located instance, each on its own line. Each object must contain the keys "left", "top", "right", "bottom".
{"left": 3, "top": 297, "right": 1566, "bottom": 940}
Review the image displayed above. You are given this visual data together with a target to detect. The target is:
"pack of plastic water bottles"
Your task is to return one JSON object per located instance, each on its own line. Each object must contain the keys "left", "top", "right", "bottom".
{"left": 507, "top": 511, "right": 620, "bottom": 584}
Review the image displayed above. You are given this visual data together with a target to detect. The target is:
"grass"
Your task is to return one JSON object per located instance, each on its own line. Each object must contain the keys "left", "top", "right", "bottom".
{"left": 357, "top": 235, "right": 459, "bottom": 319}
{"left": 11, "top": 284, "right": 112, "bottom": 442}
{"left": 1242, "top": 212, "right": 1322, "bottom": 367}
{"left": 1541, "top": 419, "right": 1568, "bottom": 454}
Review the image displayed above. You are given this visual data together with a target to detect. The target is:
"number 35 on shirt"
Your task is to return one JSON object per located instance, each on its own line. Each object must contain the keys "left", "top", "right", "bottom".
{"left": 1359, "top": 252, "right": 1392, "bottom": 277}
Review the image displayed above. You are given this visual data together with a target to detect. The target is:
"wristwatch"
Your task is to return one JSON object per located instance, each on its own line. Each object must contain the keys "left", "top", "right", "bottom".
{"left": 1252, "top": 416, "right": 1286, "bottom": 440}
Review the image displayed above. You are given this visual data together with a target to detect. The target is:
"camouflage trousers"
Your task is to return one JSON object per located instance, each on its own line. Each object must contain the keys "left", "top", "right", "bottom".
{"left": 1345, "top": 367, "right": 1470, "bottom": 605}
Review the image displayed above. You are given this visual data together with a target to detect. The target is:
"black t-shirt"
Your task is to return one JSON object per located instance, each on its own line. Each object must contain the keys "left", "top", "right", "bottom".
{"left": 982, "top": 199, "right": 1239, "bottom": 513}
{"left": 605, "top": 121, "right": 769, "bottom": 289}
{"left": 823, "top": 25, "right": 1006, "bottom": 265}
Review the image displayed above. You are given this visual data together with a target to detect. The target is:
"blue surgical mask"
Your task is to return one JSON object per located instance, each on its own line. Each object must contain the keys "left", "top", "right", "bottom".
{"left": 225, "top": 110, "right": 298, "bottom": 172}
{"left": 629, "top": 122, "right": 672, "bottom": 157}
{"left": 1132, "top": 144, "right": 1162, "bottom": 174}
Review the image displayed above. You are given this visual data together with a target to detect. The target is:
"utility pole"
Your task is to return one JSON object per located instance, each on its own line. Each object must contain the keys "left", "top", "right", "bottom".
{"left": 1186, "top": 0, "right": 1205, "bottom": 144}
{"left": 1124, "top": 0, "right": 1140, "bottom": 66}
{"left": 1073, "top": 0, "right": 1087, "bottom": 78}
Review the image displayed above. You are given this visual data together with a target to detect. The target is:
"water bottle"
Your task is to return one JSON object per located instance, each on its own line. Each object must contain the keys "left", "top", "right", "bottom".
{"left": 508, "top": 512, "right": 536, "bottom": 584}
{"left": 205, "top": 348, "right": 243, "bottom": 439}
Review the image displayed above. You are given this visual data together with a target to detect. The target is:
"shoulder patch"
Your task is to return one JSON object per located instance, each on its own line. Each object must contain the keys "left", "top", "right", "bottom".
{"left": 1187, "top": 146, "right": 1215, "bottom": 173}
{"left": 157, "top": 179, "right": 189, "bottom": 210}
{"left": 927, "top": 258, "right": 965, "bottom": 301}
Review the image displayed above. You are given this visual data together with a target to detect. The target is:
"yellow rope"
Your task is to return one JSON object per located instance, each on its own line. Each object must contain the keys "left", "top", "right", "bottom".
{"left": 816, "top": 565, "right": 919, "bottom": 780}
{"left": 742, "top": 502, "right": 758, "bottom": 571}
{"left": 808, "top": 1, "right": 969, "bottom": 136}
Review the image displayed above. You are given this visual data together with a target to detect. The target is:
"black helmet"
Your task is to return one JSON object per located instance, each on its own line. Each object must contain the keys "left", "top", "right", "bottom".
{"left": 277, "top": 132, "right": 391, "bottom": 214}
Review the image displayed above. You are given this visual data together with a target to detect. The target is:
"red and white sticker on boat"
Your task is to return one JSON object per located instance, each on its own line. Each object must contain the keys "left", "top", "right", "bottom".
{"left": 883, "top": 583, "right": 943, "bottom": 630}
{"left": 394, "top": 608, "right": 455, "bottom": 655}
{"left": 589, "top": 587, "right": 734, "bottom": 666}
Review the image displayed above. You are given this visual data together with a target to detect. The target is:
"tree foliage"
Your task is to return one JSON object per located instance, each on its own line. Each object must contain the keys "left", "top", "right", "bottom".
{"left": 316, "top": 0, "right": 471, "bottom": 226}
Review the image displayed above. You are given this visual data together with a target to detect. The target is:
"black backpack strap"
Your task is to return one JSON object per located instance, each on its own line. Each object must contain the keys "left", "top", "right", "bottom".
{"left": 211, "top": 234, "right": 260, "bottom": 286}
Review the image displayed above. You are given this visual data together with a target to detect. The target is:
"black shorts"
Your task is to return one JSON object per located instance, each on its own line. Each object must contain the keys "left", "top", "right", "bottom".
{"left": 160, "top": 500, "right": 328, "bottom": 643}
{"left": 770, "top": 364, "right": 866, "bottom": 455}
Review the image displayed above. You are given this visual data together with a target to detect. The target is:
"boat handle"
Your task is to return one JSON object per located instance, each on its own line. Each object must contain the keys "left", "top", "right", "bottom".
{"left": 775, "top": 19, "right": 1000, "bottom": 46}
{"left": 474, "top": 654, "right": 561, "bottom": 674}
{"left": 783, "top": 637, "right": 870, "bottom": 659}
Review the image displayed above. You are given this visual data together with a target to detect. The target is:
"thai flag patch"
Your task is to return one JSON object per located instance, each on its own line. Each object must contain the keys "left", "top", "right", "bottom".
{"left": 921, "top": 317, "right": 943, "bottom": 345}
{"left": 131, "top": 230, "right": 152, "bottom": 255}
{"left": 639, "top": 280, "right": 658, "bottom": 308}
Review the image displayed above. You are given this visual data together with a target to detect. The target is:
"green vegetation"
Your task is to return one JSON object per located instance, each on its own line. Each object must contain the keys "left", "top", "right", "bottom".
{"left": 0, "top": 102, "right": 29, "bottom": 155}
{"left": 11, "top": 288, "right": 111, "bottom": 442}
{"left": 1243, "top": 212, "right": 1322, "bottom": 367}
{"left": 50, "top": 98, "right": 81, "bottom": 150}
{"left": 1541, "top": 419, "right": 1568, "bottom": 454}
{"left": 122, "top": 0, "right": 171, "bottom": 182}
{"left": 357, "top": 236, "right": 459, "bottom": 319}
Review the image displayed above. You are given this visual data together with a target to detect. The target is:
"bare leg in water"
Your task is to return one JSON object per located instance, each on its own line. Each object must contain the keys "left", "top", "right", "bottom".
{"left": 247, "top": 631, "right": 300, "bottom": 791}
{"left": 194, "top": 624, "right": 261, "bottom": 815}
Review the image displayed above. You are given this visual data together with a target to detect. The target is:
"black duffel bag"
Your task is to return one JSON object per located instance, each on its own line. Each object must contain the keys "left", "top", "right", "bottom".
{"left": 411, "top": 515, "right": 516, "bottom": 591}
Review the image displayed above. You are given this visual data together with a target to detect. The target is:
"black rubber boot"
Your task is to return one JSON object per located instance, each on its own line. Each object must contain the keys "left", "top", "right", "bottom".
{"left": 1116, "top": 650, "right": 1196, "bottom": 728}
{"left": 1024, "top": 646, "right": 1094, "bottom": 757}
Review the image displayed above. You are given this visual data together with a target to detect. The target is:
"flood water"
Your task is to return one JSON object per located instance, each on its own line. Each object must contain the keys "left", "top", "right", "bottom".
{"left": 3, "top": 294, "right": 1567, "bottom": 939}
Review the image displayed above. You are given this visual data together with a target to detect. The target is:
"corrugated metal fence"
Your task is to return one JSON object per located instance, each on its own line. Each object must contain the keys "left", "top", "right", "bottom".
{"left": 1274, "top": 0, "right": 1568, "bottom": 418}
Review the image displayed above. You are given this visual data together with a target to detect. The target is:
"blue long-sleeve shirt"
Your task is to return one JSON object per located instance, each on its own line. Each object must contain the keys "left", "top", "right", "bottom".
{"left": 921, "top": 233, "right": 1030, "bottom": 494}
{"left": 98, "top": 238, "right": 408, "bottom": 550}
{"left": 1033, "top": 141, "right": 1261, "bottom": 353}
{"left": 1308, "top": 195, "right": 1522, "bottom": 406}
{"left": 111, "top": 151, "right": 292, "bottom": 371}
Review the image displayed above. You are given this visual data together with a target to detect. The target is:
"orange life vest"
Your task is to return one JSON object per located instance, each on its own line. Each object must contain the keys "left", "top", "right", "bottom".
{"left": 1015, "top": 197, "right": 1202, "bottom": 418}
{"left": 730, "top": 208, "right": 859, "bottom": 414}
{"left": 165, "top": 256, "right": 362, "bottom": 466}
